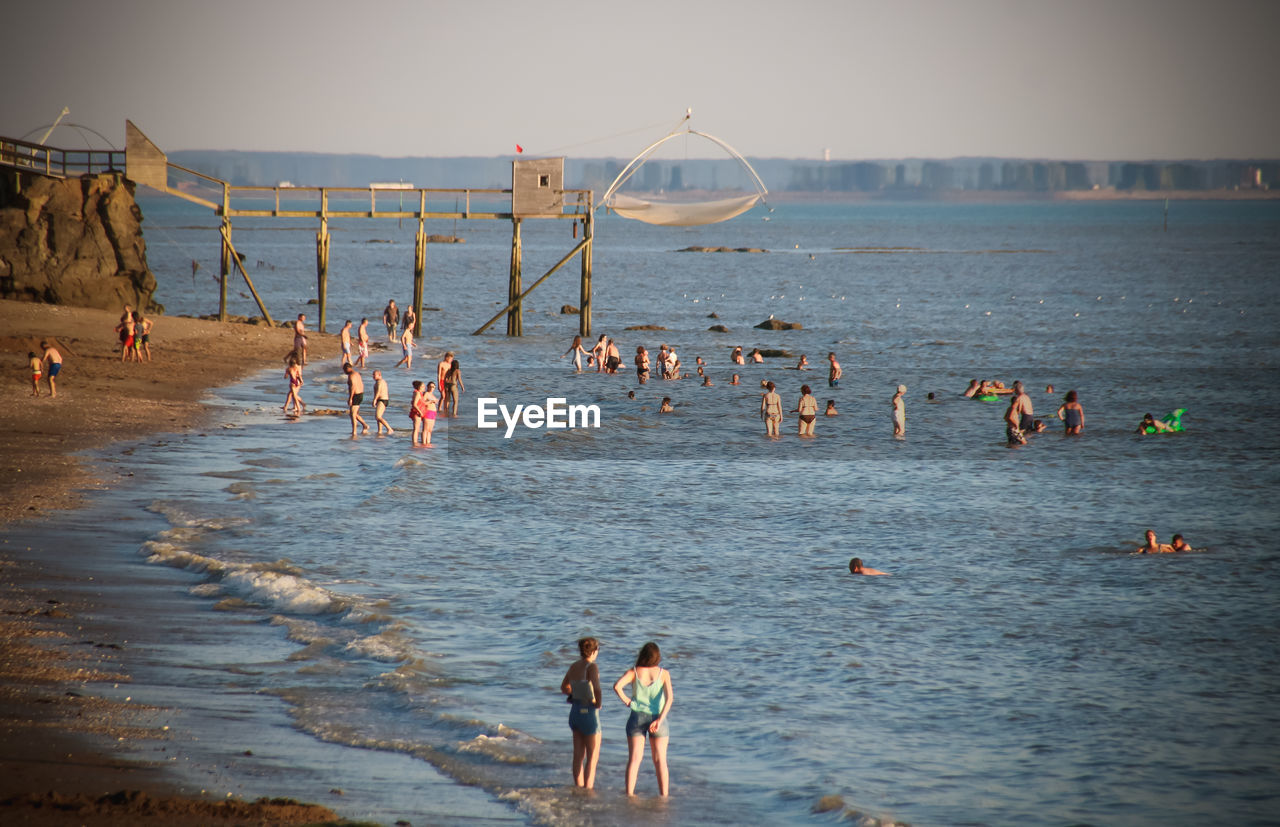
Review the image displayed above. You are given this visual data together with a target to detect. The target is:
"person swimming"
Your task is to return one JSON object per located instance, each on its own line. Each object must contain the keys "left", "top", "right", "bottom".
{"left": 849, "top": 557, "right": 889, "bottom": 576}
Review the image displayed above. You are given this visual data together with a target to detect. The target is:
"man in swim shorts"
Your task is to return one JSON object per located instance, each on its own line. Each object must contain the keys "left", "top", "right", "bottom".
{"left": 339, "top": 319, "right": 353, "bottom": 367}
{"left": 40, "top": 340, "right": 63, "bottom": 398}
{"left": 344, "top": 364, "right": 369, "bottom": 437}
{"left": 371, "top": 369, "right": 393, "bottom": 435}
{"left": 28, "top": 352, "right": 42, "bottom": 397}
{"left": 828, "top": 352, "right": 841, "bottom": 387}
{"left": 356, "top": 318, "right": 370, "bottom": 368}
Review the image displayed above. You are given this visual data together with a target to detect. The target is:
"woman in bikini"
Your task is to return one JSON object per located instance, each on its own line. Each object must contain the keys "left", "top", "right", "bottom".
{"left": 443, "top": 361, "right": 463, "bottom": 418}
{"left": 560, "top": 637, "right": 602, "bottom": 789}
{"left": 793, "top": 384, "right": 818, "bottom": 437}
{"left": 613, "top": 642, "right": 674, "bottom": 797}
{"left": 421, "top": 381, "right": 440, "bottom": 444}
{"left": 283, "top": 355, "right": 305, "bottom": 415}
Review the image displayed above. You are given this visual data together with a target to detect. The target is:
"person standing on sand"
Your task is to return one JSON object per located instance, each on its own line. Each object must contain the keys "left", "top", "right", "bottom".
{"left": 613, "top": 642, "right": 674, "bottom": 797}
{"left": 443, "top": 359, "right": 464, "bottom": 418}
{"left": 344, "top": 364, "right": 368, "bottom": 437}
{"left": 293, "top": 314, "right": 308, "bottom": 366}
{"left": 27, "top": 352, "right": 42, "bottom": 396}
{"left": 356, "top": 318, "right": 370, "bottom": 368}
{"left": 792, "top": 384, "right": 818, "bottom": 437}
{"left": 371, "top": 369, "right": 393, "bottom": 435}
{"left": 40, "top": 341, "right": 62, "bottom": 398}
{"left": 135, "top": 314, "right": 153, "bottom": 362}
{"left": 116, "top": 311, "right": 136, "bottom": 362}
{"left": 339, "top": 320, "right": 353, "bottom": 367}
{"left": 561, "top": 637, "right": 603, "bottom": 790}
{"left": 891, "top": 384, "right": 906, "bottom": 436}
{"left": 283, "top": 355, "right": 305, "bottom": 415}
{"left": 383, "top": 300, "right": 399, "bottom": 342}
{"left": 761, "top": 380, "right": 783, "bottom": 438}
{"left": 395, "top": 326, "right": 414, "bottom": 369}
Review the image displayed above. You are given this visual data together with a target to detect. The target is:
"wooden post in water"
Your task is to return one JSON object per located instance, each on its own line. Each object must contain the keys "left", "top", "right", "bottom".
{"left": 316, "top": 189, "right": 330, "bottom": 332}
{"left": 507, "top": 218, "right": 523, "bottom": 336}
{"left": 218, "top": 183, "right": 230, "bottom": 321}
{"left": 412, "top": 191, "right": 426, "bottom": 336}
{"left": 579, "top": 203, "right": 593, "bottom": 337}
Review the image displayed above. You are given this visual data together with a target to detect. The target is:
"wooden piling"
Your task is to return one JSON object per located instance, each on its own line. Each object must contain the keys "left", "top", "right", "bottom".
{"left": 579, "top": 206, "right": 593, "bottom": 337}
{"left": 218, "top": 184, "right": 230, "bottom": 321}
{"left": 507, "top": 218, "right": 523, "bottom": 336}
{"left": 316, "top": 190, "right": 330, "bottom": 332}
{"left": 413, "top": 192, "right": 426, "bottom": 335}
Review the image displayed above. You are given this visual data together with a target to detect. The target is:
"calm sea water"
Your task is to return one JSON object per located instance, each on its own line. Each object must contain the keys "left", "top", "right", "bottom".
{"left": 42, "top": 197, "right": 1280, "bottom": 823}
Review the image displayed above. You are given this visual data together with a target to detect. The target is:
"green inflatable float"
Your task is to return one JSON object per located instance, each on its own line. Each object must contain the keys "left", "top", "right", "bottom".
{"left": 1143, "top": 408, "right": 1187, "bottom": 434}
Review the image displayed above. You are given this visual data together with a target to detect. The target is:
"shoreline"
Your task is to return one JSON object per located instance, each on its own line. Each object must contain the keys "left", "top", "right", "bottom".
{"left": 0, "top": 299, "right": 348, "bottom": 825}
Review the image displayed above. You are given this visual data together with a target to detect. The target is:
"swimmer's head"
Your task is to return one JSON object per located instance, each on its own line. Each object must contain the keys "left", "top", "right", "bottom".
{"left": 1145, "top": 529, "right": 1157, "bottom": 544}
{"left": 40, "top": 340, "right": 48, "bottom": 349}
{"left": 1142, "top": 413, "right": 1155, "bottom": 422}
{"left": 426, "top": 381, "right": 435, "bottom": 391}
{"left": 766, "top": 381, "right": 776, "bottom": 390}
{"left": 636, "top": 642, "right": 661, "bottom": 667}
{"left": 343, "top": 364, "right": 353, "bottom": 374}
{"left": 927, "top": 392, "right": 936, "bottom": 400}
{"left": 372, "top": 369, "right": 382, "bottom": 380}
{"left": 627, "top": 390, "right": 636, "bottom": 399}
{"left": 661, "top": 396, "right": 671, "bottom": 404}
{"left": 1046, "top": 385, "right": 1055, "bottom": 393}
{"left": 636, "top": 345, "right": 644, "bottom": 354}
{"left": 578, "top": 637, "right": 599, "bottom": 658}
{"left": 412, "top": 380, "right": 423, "bottom": 390}
{"left": 801, "top": 384, "right": 811, "bottom": 395}
{"left": 897, "top": 384, "right": 907, "bottom": 394}
{"left": 1065, "top": 390, "right": 1078, "bottom": 402}
{"left": 1013, "top": 380, "right": 1024, "bottom": 393}
{"left": 1171, "top": 534, "right": 1184, "bottom": 544}
{"left": 849, "top": 558, "right": 863, "bottom": 573}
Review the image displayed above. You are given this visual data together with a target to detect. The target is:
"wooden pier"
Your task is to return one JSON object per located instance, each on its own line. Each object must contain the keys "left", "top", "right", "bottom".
{"left": 123, "top": 121, "right": 594, "bottom": 336}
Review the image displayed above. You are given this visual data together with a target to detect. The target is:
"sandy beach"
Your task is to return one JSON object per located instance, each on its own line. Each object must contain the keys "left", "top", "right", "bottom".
{"left": 0, "top": 299, "right": 346, "bottom": 825}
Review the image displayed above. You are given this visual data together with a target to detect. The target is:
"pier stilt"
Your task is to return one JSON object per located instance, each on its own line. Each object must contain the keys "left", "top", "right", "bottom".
{"left": 579, "top": 208, "right": 593, "bottom": 337}
{"left": 316, "top": 191, "right": 330, "bottom": 332}
{"left": 412, "top": 195, "right": 426, "bottom": 335}
{"left": 218, "top": 218, "right": 230, "bottom": 322}
{"left": 507, "top": 218, "right": 523, "bottom": 336}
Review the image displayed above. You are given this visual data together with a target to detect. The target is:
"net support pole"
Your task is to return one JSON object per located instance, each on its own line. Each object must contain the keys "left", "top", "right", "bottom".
{"left": 413, "top": 194, "right": 426, "bottom": 336}
{"left": 218, "top": 183, "right": 230, "bottom": 321}
{"left": 507, "top": 218, "right": 523, "bottom": 336}
{"left": 316, "top": 189, "right": 330, "bottom": 333}
{"left": 580, "top": 204, "right": 593, "bottom": 337}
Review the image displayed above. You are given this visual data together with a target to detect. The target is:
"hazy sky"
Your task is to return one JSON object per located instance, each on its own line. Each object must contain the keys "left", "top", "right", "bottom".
{"left": 5, "top": 0, "right": 1278, "bottom": 160}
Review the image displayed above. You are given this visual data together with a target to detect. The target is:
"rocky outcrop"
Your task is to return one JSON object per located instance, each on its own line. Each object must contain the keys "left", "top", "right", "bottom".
{"left": 754, "top": 318, "right": 802, "bottom": 330}
{"left": 0, "top": 172, "right": 161, "bottom": 313}
{"left": 677, "top": 245, "right": 767, "bottom": 253}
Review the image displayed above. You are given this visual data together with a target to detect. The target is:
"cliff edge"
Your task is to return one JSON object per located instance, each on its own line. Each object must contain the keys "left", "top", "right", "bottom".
{"left": 0, "top": 172, "right": 162, "bottom": 313}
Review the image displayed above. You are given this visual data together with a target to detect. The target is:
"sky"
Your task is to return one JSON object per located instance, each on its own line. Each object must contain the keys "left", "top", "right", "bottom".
{"left": 4, "top": 0, "right": 1278, "bottom": 161}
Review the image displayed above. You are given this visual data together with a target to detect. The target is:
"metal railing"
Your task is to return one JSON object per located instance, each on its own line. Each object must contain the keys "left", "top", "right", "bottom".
{"left": 0, "top": 136, "right": 125, "bottom": 178}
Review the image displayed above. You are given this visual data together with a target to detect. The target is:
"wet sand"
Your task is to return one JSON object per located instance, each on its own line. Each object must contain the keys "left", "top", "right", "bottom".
{"left": 0, "top": 299, "right": 346, "bottom": 825}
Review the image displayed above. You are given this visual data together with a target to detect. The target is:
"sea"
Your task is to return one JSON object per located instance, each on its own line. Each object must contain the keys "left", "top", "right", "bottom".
{"left": 10, "top": 194, "right": 1280, "bottom": 825}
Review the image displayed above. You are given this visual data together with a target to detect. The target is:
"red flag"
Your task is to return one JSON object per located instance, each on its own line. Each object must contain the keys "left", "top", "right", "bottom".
{"left": 516, "top": 144, "right": 523, "bottom": 154}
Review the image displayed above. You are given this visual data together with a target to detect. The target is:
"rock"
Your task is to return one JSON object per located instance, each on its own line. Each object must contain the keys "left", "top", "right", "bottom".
{"left": 707, "top": 324, "right": 730, "bottom": 333}
{"left": 758, "top": 349, "right": 794, "bottom": 358}
{"left": 676, "top": 245, "right": 767, "bottom": 253}
{"left": 306, "top": 298, "right": 319, "bottom": 305}
{"left": 0, "top": 172, "right": 162, "bottom": 313}
{"left": 706, "top": 312, "right": 719, "bottom": 318}
{"left": 426, "top": 234, "right": 464, "bottom": 243}
{"left": 560, "top": 304, "right": 580, "bottom": 314}
{"left": 754, "top": 318, "right": 803, "bottom": 330}
{"left": 624, "top": 324, "right": 667, "bottom": 331}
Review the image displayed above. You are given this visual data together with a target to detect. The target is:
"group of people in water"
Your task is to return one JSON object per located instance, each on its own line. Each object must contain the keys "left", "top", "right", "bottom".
{"left": 560, "top": 638, "right": 673, "bottom": 796}
{"left": 282, "top": 309, "right": 463, "bottom": 443}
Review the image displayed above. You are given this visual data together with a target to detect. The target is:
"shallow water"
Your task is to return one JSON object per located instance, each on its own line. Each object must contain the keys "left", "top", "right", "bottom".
{"left": 26, "top": 199, "right": 1280, "bottom": 824}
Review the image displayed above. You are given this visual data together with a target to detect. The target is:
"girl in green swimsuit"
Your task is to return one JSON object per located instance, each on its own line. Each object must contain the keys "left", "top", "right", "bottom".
{"left": 613, "top": 641, "right": 674, "bottom": 796}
